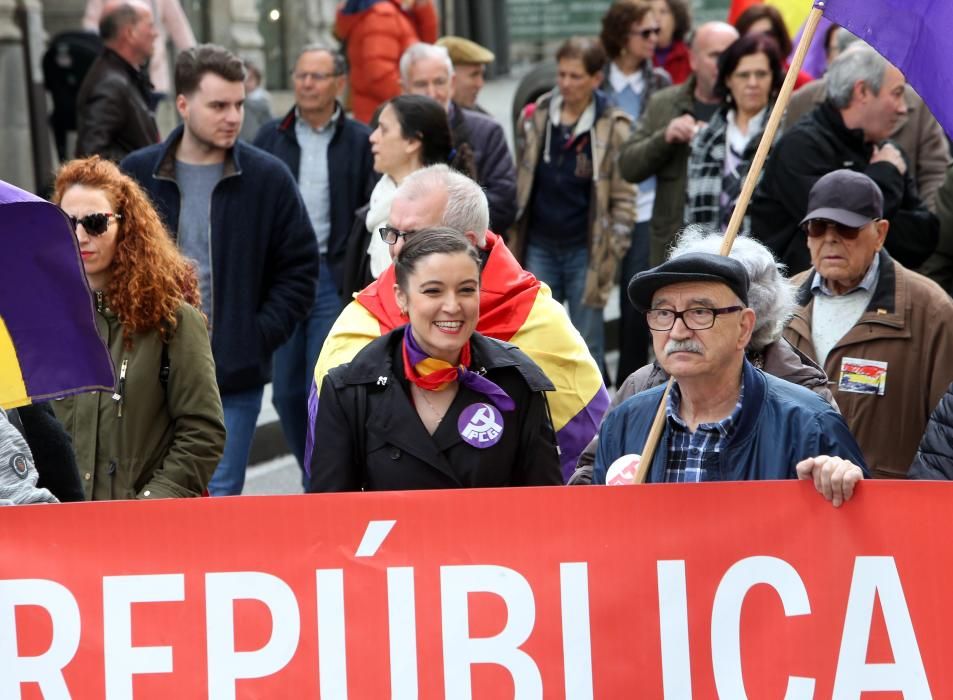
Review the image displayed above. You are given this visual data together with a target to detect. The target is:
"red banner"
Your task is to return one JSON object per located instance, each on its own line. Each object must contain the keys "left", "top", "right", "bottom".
{"left": 2, "top": 481, "right": 952, "bottom": 699}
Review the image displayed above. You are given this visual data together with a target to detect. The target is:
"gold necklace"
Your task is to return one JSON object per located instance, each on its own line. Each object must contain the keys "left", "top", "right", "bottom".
{"left": 413, "top": 385, "right": 449, "bottom": 424}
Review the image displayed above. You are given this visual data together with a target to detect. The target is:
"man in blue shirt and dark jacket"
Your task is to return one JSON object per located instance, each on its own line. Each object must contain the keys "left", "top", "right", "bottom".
{"left": 253, "top": 44, "right": 375, "bottom": 474}
{"left": 594, "top": 252, "right": 867, "bottom": 507}
{"left": 121, "top": 44, "right": 319, "bottom": 495}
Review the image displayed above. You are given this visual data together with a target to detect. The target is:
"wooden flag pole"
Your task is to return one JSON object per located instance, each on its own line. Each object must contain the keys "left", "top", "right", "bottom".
{"left": 632, "top": 5, "right": 827, "bottom": 483}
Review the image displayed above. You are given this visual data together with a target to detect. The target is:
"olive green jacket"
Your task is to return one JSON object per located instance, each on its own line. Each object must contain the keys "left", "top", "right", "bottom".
{"left": 54, "top": 293, "right": 225, "bottom": 500}
{"left": 510, "top": 89, "right": 636, "bottom": 308}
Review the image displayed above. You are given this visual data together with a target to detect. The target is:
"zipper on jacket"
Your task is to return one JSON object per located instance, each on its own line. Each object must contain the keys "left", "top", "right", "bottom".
{"left": 112, "top": 358, "right": 128, "bottom": 417}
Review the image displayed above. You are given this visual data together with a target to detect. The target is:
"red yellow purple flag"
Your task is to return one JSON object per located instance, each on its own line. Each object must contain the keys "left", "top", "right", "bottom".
{"left": 0, "top": 179, "right": 113, "bottom": 409}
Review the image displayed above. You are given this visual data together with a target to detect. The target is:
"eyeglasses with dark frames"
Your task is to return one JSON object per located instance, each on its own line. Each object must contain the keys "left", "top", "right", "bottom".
{"left": 379, "top": 226, "right": 415, "bottom": 244}
{"left": 645, "top": 306, "right": 744, "bottom": 331}
{"left": 290, "top": 71, "right": 342, "bottom": 82}
{"left": 801, "top": 218, "right": 875, "bottom": 240}
{"left": 630, "top": 26, "right": 662, "bottom": 39}
{"left": 66, "top": 212, "right": 122, "bottom": 236}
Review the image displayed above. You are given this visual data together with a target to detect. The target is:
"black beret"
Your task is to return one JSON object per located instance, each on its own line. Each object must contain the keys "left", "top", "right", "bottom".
{"left": 627, "top": 252, "right": 750, "bottom": 311}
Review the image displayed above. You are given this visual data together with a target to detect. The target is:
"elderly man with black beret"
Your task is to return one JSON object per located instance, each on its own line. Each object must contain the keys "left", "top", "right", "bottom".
{"left": 594, "top": 251, "right": 867, "bottom": 506}
{"left": 784, "top": 169, "right": 953, "bottom": 479}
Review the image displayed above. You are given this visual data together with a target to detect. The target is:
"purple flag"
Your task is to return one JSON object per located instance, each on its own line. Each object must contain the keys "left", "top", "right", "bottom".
{"left": 817, "top": 0, "right": 953, "bottom": 138}
{"left": 789, "top": 15, "right": 835, "bottom": 80}
{"left": 0, "top": 179, "right": 114, "bottom": 408}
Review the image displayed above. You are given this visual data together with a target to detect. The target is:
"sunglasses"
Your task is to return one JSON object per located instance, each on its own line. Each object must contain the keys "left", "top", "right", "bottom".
{"left": 631, "top": 27, "right": 662, "bottom": 39}
{"left": 802, "top": 218, "right": 873, "bottom": 240}
{"left": 66, "top": 212, "right": 122, "bottom": 236}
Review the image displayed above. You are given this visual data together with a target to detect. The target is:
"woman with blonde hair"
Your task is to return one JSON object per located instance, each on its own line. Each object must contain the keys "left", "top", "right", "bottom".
{"left": 52, "top": 156, "right": 225, "bottom": 500}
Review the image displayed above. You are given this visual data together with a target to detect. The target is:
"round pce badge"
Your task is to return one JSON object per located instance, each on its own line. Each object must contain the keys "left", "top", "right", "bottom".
{"left": 10, "top": 453, "right": 29, "bottom": 480}
{"left": 457, "top": 402, "right": 504, "bottom": 448}
{"left": 606, "top": 454, "right": 641, "bottom": 485}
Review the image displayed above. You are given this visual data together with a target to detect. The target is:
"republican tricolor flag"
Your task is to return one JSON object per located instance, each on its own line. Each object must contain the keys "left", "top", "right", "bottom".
{"left": 0, "top": 179, "right": 113, "bottom": 409}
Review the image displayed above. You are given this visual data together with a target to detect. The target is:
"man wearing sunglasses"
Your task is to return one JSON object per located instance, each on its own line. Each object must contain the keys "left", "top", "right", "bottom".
{"left": 784, "top": 169, "right": 953, "bottom": 480}
{"left": 593, "top": 251, "right": 867, "bottom": 508}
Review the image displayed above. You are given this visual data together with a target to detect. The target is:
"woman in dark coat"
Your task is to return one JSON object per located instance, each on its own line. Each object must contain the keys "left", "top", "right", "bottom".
{"left": 309, "top": 227, "right": 562, "bottom": 491}
{"left": 910, "top": 383, "right": 953, "bottom": 479}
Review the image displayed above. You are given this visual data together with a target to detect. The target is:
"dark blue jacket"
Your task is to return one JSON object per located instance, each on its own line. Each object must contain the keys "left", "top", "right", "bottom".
{"left": 120, "top": 127, "right": 320, "bottom": 394}
{"left": 594, "top": 359, "right": 867, "bottom": 484}
{"left": 449, "top": 102, "right": 517, "bottom": 234}
{"left": 253, "top": 104, "right": 377, "bottom": 290}
{"left": 910, "top": 382, "right": 953, "bottom": 480}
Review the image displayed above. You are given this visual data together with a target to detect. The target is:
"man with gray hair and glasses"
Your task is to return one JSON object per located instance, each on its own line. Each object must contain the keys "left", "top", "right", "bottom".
{"left": 400, "top": 42, "right": 517, "bottom": 233}
{"left": 751, "top": 46, "right": 938, "bottom": 275}
{"left": 572, "top": 226, "right": 835, "bottom": 482}
{"left": 309, "top": 164, "right": 608, "bottom": 483}
{"left": 254, "top": 44, "right": 376, "bottom": 474}
{"left": 590, "top": 249, "right": 866, "bottom": 507}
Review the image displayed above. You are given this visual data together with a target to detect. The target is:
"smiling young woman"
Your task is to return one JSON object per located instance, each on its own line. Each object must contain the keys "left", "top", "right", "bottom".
{"left": 309, "top": 227, "right": 562, "bottom": 492}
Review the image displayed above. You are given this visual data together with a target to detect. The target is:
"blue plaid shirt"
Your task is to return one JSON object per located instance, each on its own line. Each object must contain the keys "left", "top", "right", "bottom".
{"left": 664, "top": 378, "right": 745, "bottom": 483}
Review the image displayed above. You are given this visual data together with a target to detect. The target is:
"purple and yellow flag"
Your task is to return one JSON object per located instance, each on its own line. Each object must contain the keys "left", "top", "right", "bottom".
{"left": 817, "top": 0, "right": 953, "bottom": 138}
{"left": 0, "top": 180, "right": 113, "bottom": 409}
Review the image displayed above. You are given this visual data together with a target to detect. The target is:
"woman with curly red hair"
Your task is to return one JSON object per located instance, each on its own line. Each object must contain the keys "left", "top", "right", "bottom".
{"left": 52, "top": 156, "right": 225, "bottom": 500}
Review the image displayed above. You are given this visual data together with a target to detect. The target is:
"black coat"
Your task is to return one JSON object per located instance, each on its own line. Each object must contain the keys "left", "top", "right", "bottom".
{"left": 910, "top": 382, "right": 953, "bottom": 479}
{"left": 750, "top": 100, "right": 938, "bottom": 275}
{"left": 308, "top": 328, "right": 561, "bottom": 491}
{"left": 75, "top": 48, "right": 159, "bottom": 162}
{"left": 121, "top": 128, "right": 320, "bottom": 393}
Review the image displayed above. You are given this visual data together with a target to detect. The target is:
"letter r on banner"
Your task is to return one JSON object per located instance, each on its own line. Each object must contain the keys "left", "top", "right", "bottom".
{"left": 0, "top": 579, "right": 80, "bottom": 700}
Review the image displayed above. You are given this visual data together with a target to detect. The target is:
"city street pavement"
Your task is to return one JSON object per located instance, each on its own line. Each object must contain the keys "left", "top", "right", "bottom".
{"left": 244, "top": 73, "right": 622, "bottom": 494}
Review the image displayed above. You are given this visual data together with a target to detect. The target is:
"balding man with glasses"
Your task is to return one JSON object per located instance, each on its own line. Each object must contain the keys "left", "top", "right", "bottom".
{"left": 253, "top": 43, "right": 376, "bottom": 475}
{"left": 784, "top": 169, "right": 953, "bottom": 479}
{"left": 593, "top": 250, "right": 866, "bottom": 507}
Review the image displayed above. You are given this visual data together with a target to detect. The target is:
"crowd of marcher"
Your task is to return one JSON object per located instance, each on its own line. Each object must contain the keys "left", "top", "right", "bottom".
{"left": 8, "top": 0, "right": 953, "bottom": 508}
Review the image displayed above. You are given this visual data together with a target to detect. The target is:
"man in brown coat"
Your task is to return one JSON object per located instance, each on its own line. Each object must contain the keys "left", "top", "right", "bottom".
{"left": 784, "top": 170, "right": 953, "bottom": 478}
{"left": 76, "top": 1, "right": 160, "bottom": 161}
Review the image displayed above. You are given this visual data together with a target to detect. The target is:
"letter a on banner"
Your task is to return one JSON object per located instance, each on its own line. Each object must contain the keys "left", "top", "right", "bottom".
{"left": 833, "top": 557, "right": 932, "bottom": 697}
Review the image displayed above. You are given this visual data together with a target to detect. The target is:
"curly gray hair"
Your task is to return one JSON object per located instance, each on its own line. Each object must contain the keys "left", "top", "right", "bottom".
{"left": 668, "top": 226, "right": 796, "bottom": 350}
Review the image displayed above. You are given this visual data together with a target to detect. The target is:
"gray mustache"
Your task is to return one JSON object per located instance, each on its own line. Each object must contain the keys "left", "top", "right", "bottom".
{"left": 664, "top": 339, "right": 703, "bottom": 355}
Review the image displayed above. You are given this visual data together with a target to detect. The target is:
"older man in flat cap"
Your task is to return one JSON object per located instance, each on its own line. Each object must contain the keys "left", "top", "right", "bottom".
{"left": 594, "top": 251, "right": 866, "bottom": 506}
{"left": 784, "top": 169, "right": 953, "bottom": 479}
{"left": 436, "top": 35, "right": 494, "bottom": 112}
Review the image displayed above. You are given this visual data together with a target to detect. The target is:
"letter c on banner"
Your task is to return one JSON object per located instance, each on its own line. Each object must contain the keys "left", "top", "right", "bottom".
{"left": 710, "top": 556, "right": 815, "bottom": 700}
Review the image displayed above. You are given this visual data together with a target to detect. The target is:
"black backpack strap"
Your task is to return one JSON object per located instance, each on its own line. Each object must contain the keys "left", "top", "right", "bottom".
{"left": 159, "top": 339, "right": 170, "bottom": 388}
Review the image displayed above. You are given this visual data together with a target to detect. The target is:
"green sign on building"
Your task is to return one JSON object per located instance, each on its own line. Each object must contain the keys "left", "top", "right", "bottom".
{"left": 506, "top": 0, "right": 731, "bottom": 41}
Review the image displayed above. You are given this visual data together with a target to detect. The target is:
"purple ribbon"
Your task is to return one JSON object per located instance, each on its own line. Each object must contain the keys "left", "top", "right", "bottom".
{"left": 403, "top": 327, "right": 516, "bottom": 412}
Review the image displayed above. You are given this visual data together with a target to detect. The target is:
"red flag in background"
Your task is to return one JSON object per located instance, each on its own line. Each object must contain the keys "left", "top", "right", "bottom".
{"left": 728, "top": 0, "right": 762, "bottom": 25}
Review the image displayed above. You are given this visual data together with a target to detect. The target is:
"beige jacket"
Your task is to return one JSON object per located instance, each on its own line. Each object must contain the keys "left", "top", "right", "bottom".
{"left": 510, "top": 90, "right": 636, "bottom": 307}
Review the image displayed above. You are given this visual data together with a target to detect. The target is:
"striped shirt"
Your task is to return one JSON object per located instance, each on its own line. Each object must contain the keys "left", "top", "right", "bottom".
{"left": 664, "top": 379, "right": 745, "bottom": 483}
